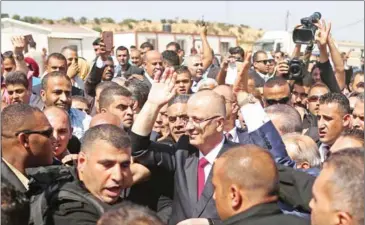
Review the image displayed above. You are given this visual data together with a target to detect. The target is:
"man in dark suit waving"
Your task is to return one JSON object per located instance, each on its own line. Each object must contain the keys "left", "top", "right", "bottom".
{"left": 131, "top": 68, "right": 289, "bottom": 225}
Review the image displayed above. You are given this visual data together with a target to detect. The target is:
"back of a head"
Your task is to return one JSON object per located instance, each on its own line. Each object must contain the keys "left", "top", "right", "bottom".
{"left": 99, "top": 86, "right": 132, "bottom": 110}
{"left": 265, "top": 104, "right": 303, "bottom": 135}
{"left": 264, "top": 76, "right": 288, "bottom": 89}
{"left": 213, "top": 85, "right": 235, "bottom": 101}
{"left": 166, "top": 42, "right": 181, "bottom": 51}
{"left": 95, "top": 81, "right": 120, "bottom": 95}
{"left": 81, "top": 124, "right": 130, "bottom": 153}
{"left": 2, "top": 104, "right": 41, "bottom": 137}
{"left": 324, "top": 148, "right": 364, "bottom": 225}
{"left": 4, "top": 71, "right": 29, "bottom": 89}
{"left": 282, "top": 133, "right": 321, "bottom": 168}
{"left": 319, "top": 92, "right": 350, "bottom": 116}
{"left": 140, "top": 42, "right": 154, "bottom": 50}
{"left": 197, "top": 78, "right": 218, "bottom": 91}
{"left": 124, "top": 78, "right": 150, "bottom": 109}
{"left": 97, "top": 202, "right": 163, "bottom": 225}
{"left": 1, "top": 179, "right": 30, "bottom": 225}
{"left": 90, "top": 112, "right": 122, "bottom": 128}
{"left": 219, "top": 144, "right": 278, "bottom": 197}
{"left": 162, "top": 50, "right": 180, "bottom": 67}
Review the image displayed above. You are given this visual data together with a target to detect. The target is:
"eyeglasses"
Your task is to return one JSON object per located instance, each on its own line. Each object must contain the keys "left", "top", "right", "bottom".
{"left": 265, "top": 97, "right": 290, "bottom": 106}
{"left": 187, "top": 115, "right": 221, "bottom": 127}
{"left": 15, "top": 128, "right": 54, "bottom": 138}
{"left": 168, "top": 115, "right": 189, "bottom": 123}
{"left": 308, "top": 95, "right": 323, "bottom": 102}
{"left": 255, "top": 60, "right": 273, "bottom": 65}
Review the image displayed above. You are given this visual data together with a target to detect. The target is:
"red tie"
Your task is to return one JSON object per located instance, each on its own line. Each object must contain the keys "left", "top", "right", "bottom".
{"left": 197, "top": 157, "right": 209, "bottom": 200}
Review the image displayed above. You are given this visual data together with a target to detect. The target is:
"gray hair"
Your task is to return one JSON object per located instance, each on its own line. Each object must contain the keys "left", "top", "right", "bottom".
{"left": 168, "top": 94, "right": 191, "bottom": 107}
{"left": 80, "top": 124, "right": 131, "bottom": 153}
{"left": 265, "top": 104, "right": 303, "bottom": 134}
{"left": 282, "top": 133, "right": 321, "bottom": 168}
{"left": 325, "top": 148, "right": 364, "bottom": 225}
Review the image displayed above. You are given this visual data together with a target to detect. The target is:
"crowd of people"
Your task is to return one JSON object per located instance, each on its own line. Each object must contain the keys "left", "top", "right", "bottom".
{"left": 1, "top": 19, "right": 364, "bottom": 225}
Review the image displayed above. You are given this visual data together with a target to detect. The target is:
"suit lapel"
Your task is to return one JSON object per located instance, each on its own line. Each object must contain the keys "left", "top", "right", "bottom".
{"left": 1, "top": 159, "right": 27, "bottom": 193}
{"left": 185, "top": 152, "right": 199, "bottom": 205}
{"left": 193, "top": 141, "right": 237, "bottom": 217}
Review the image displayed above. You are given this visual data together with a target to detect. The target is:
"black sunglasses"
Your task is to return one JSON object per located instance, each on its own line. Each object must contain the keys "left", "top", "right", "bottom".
{"left": 265, "top": 97, "right": 290, "bottom": 106}
{"left": 308, "top": 95, "right": 322, "bottom": 103}
{"left": 15, "top": 128, "right": 53, "bottom": 138}
{"left": 356, "top": 82, "right": 364, "bottom": 88}
{"left": 256, "top": 60, "right": 273, "bottom": 65}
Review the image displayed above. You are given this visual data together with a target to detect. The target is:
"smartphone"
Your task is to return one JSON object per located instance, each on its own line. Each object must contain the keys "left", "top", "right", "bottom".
{"left": 24, "top": 34, "right": 34, "bottom": 45}
{"left": 102, "top": 31, "right": 113, "bottom": 52}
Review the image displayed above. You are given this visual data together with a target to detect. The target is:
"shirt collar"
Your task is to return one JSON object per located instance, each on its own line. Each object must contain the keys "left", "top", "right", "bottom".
{"left": 199, "top": 137, "right": 225, "bottom": 165}
{"left": 144, "top": 71, "right": 154, "bottom": 84}
{"left": 256, "top": 70, "right": 273, "bottom": 82}
{"left": 2, "top": 158, "right": 29, "bottom": 190}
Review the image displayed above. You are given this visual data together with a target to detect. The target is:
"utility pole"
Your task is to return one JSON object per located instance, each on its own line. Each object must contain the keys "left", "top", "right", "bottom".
{"left": 285, "top": 10, "right": 290, "bottom": 31}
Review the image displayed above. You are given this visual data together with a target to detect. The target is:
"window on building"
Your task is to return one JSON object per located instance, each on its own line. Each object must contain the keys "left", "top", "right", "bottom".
{"left": 146, "top": 38, "right": 157, "bottom": 49}
{"left": 220, "top": 42, "right": 229, "bottom": 55}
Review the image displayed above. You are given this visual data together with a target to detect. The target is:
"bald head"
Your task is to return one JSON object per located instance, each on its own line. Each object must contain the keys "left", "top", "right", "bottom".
{"left": 188, "top": 90, "right": 226, "bottom": 118}
{"left": 90, "top": 112, "right": 122, "bottom": 128}
{"left": 44, "top": 106, "right": 71, "bottom": 127}
{"left": 216, "top": 144, "right": 278, "bottom": 196}
{"left": 144, "top": 50, "right": 162, "bottom": 62}
{"left": 213, "top": 85, "right": 236, "bottom": 102}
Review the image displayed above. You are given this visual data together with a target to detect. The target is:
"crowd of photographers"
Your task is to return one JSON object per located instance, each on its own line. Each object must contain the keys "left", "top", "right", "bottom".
{"left": 1, "top": 16, "right": 364, "bottom": 225}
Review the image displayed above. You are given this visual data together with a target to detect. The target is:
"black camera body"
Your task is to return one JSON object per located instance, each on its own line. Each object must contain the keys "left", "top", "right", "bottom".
{"left": 283, "top": 58, "right": 305, "bottom": 81}
{"left": 293, "top": 12, "right": 322, "bottom": 44}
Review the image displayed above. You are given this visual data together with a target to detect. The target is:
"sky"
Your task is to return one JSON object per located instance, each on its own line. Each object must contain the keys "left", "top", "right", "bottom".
{"left": 2, "top": 1, "right": 364, "bottom": 43}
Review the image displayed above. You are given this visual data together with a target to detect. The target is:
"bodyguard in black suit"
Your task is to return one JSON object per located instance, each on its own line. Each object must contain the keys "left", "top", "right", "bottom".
{"left": 213, "top": 145, "right": 309, "bottom": 225}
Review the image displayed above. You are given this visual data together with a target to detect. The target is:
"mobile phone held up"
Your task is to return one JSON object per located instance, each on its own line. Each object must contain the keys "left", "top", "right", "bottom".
{"left": 102, "top": 31, "right": 114, "bottom": 52}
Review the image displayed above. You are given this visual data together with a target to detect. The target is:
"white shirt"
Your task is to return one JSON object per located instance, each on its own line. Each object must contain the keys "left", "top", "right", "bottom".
{"left": 224, "top": 127, "right": 239, "bottom": 143}
{"left": 73, "top": 76, "right": 85, "bottom": 90}
{"left": 240, "top": 102, "right": 271, "bottom": 133}
{"left": 199, "top": 137, "right": 224, "bottom": 183}
{"left": 319, "top": 143, "right": 330, "bottom": 162}
{"left": 256, "top": 70, "right": 274, "bottom": 82}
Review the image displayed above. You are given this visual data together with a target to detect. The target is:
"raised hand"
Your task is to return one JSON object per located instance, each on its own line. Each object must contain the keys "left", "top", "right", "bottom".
{"left": 67, "top": 59, "right": 79, "bottom": 79}
{"left": 11, "top": 36, "right": 26, "bottom": 55}
{"left": 198, "top": 24, "right": 208, "bottom": 37}
{"left": 314, "top": 19, "right": 331, "bottom": 47}
{"left": 147, "top": 67, "right": 177, "bottom": 107}
{"left": 233, "top": 51, "right": 252, "bottom": 93}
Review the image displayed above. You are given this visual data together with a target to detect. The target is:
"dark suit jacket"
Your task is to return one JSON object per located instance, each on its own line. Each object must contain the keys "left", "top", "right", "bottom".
{"left": 1, "top": 159, "right": 27, "bottom": 193}
{"left": 221, "top": 202, "right": 309, "bottom": 225}
{"left": 248, "top": 69, "right": 265, "bottom": 88}
{"left": 117, "top": 63, "right": 145, "bottom": 78}
{"left": 206, "top": 65, "right": 220, "bottom": 80}
{"left": 131, "top": 132, "right": 238, "bottom": 225}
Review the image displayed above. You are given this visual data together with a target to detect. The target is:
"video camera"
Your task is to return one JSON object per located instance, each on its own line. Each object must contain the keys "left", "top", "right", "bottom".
{"left": 283, "top": 58, "right": 305, "bottom": 81}
{"left": 293, "top": 12, "right": 322, "bottom": 44}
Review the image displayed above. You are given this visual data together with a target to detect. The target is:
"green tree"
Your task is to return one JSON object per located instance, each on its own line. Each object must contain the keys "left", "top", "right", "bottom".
{"left": 12, "top": 14, "right": 20, "bottom": 20}
{"left": 94, "top": 18, "right": 100, "bottom": 25}
{"left": 63, "top": 17, "right": 76, "bottom": 24}
{"left": 93, "top": 26, "right": 102, "bottom": 32}
{"left": 79, "top": 17, "right": 87, "bottom": 24}
{"left": 161, "top": 19, "right": 167, "bottom": 24}
{"left": 1, "top": 14, "right": 9, "bottom": 18}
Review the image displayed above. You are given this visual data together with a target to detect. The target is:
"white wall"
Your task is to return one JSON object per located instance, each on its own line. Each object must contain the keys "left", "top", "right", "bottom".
{"left": 114, "top": 33, "right": 136, "bottom": 51}
{"left": 137, "top": 32, "right": 158, "bottom": 49}
{"left": 48, "top": 37, "right": 82, "bottom": 55}
{"left": 81, "top": 36, "right": 98, "bottom": 62}
{"left": 157, "top": 33, "right": 175, "bottom": 52}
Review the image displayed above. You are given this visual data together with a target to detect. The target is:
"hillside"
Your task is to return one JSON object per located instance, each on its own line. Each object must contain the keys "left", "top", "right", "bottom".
{"left": 2, "top": 14, "right": 265, "bottom": 49}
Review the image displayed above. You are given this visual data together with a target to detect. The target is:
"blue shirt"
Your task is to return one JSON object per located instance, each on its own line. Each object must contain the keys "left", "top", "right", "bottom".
{"left": 69, "top": 108, "right": 91, "bottom": 139}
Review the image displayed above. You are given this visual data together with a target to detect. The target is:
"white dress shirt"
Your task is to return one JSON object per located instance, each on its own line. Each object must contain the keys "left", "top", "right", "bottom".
{"left": 224, "top": 127, "right": 239, "bottom": 143}
{"left": 319, "top": 143, "right": 330, "bottom": 162}
{"left": 199, "top": 137, "right": 225, "bottom": 182}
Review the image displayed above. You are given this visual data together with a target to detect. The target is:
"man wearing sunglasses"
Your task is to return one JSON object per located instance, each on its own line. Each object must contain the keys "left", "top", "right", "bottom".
{"left": 1, "top": 104, "right": 55, "bottom": 192}
{"left": 349, "top": 71, "right": 364, "bottom": 94}
{"left": 263, "top": 76, "right": 291, "bottom": 107}
{"left": 249, "top": 50, "right": 271, "bottom": 87}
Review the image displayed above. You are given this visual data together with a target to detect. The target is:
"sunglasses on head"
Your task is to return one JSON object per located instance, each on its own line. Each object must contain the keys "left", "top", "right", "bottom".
{"left": 265, "top": 97, "right": 290, "bottom": 106}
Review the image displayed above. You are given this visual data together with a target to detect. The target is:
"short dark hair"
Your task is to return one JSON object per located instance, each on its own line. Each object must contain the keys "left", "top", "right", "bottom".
{"left": 168, "top": 94, "right": 190, "bottom": 107}
{"left": 41, "top": 71, "right": 71, "bottom": 91}
{"left": 61, "top": 45, "right": 77, "bottom": 54}
{"left": 5, "top": 71, "right": 29, "bottom": 89}
{"left": 252, "top": 50, "right": 267, "bottom": 62}
{"left": 1, "top": 179, "right": 30, "bottom": 225}
{"left": 140, "top": 42, "right": 154, "bottom": 50}
{"left": 95, "top": 81, "right": 120, "bottom": 95}
{"left": 264, "top": 76, "right": 289, "bottom": 88}
{"left": 99, "top": 86, "right": 132, "bottom": 110}
{"left": 325, "top": 148, "right": 364, "bottom": 225}
{"left": 130, "top": 45, "right": 136, "bottom": 49}
{"left": 71, "top": 96, "right": 89, "bottom": 106}
{"left": 124, "top": 78, "right": 150, "bottom": 110}
{"left": 93, "top": 38, "right": 101, "bottom": 46}
{"left": 356, "top": 92, "right": 364, "bottom": 103}
{"left": 275, "top": 51, "right": 284, "bottom": 57}
{"left": 319, "top": 92, "right": 351, "bottom": 115}
{"left": 229, "top": 46, "right": 245, "bottom": 58}
{"left": 166, "top": 42, "right": 181, "bottom": 51}
{"left": 97, "top": 201, "right": 164, "bottom": 225}
{"left": 46, "top": 53, "right": 67, "bottom": 66}
{"left": 116, "top": 46, "right": 129, "bottom": 55}
{"left": 341, "top": 129, "right": 364, "bottom": 146}
{"left": 2, "top": 51, "right": 15, "bottom": 64}
{"left": 81, "top": 124, "right": 131, "bottom": 153}
{"left": 175, "top": 65, "right": 191, "bottom": 76}
{"left": 162, "top": 50, "right": 180, "bottom": 67}
{"left": 2, "top": 104, "right": 42, "bottom": 136}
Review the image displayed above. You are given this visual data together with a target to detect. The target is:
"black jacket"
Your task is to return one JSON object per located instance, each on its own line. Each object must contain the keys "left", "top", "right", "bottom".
{"left": 117, "top": 63, "right": 144, "bottom": 78}
{"left": 221, "top": 202, "right": 309, "bottom": 225}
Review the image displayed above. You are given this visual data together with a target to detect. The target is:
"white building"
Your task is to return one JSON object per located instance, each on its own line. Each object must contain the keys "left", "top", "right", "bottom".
{"left": 114, "top": 31, "right": 237, "bottom": 56}
{"left": 1, "top": 18, "right": 99, "bottom": 62}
